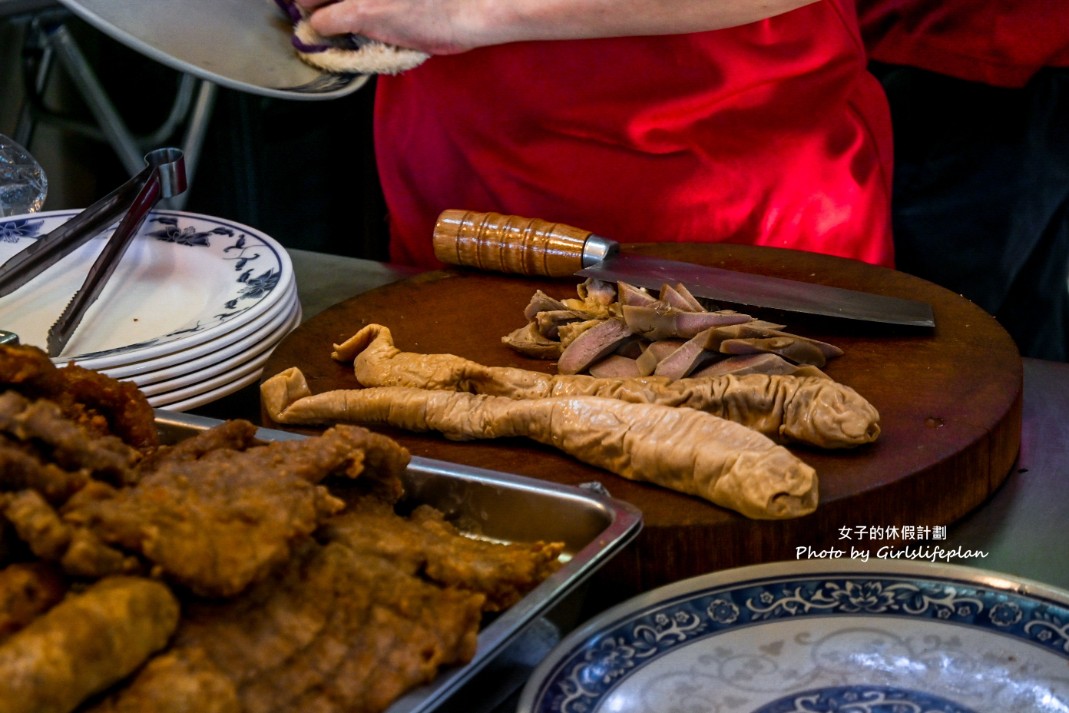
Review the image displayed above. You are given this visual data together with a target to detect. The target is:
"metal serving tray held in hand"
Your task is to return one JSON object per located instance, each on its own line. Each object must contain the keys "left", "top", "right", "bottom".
{"left": 57, "top": 0, "right": 369, "bottom": 99}
{"left": 153, "top": 410, "right": 644, "bottom": 713}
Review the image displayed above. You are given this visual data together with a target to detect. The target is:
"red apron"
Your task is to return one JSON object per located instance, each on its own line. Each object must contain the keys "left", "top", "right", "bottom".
{"left": 858, "top": 0, "right": 1069, "bottom": 87}
{"left": 375, "top": 0, "right": 894, "bottom": 269}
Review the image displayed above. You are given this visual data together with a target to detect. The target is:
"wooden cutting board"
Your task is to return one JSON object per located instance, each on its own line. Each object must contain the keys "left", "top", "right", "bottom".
{"left": 260, "top": 244, "right": 1022, "bottom": 602}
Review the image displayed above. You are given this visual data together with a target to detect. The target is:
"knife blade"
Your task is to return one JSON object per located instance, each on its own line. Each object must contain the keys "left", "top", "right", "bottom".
{"left": 432, "top": 210, "right": 935, "bottom": 328}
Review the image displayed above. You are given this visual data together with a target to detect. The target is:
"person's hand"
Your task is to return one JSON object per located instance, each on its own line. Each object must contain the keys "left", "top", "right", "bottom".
{"left": 294, "top": 0, "right": 481, "bottom": 54}
{"left": 293, "top": 0, "right": 820, "bottom": 55}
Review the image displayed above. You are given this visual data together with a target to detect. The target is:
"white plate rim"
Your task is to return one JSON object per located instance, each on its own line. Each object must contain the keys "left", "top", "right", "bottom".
{"left": 147, "top": 367, "right": 260, "bottom": 411}
{"left": 110, "top": 281, "right": 299, "bottom": 385}
{"left": 519, "top": 558, "right": 1069, "bottom": 713}
{"left": 147, "top": 344, "right": 273, "bottom": 407}
{"left": 145, "top": 301, "right": 301, "bottom": 408}
{"left": 146, "top": 349, "right": 272, "bottom": 411}
{"left": 137, "top": 294, "right": 300, "bottom": 394}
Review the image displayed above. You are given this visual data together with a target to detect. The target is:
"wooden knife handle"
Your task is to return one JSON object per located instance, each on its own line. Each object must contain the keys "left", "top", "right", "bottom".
{"left": 433, "top": 209, "right": 594, "bottom": 277}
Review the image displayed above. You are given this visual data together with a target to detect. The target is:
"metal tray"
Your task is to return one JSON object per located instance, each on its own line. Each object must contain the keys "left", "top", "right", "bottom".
{"left": 153, "top": 409, "right": 644, "bottom": 713}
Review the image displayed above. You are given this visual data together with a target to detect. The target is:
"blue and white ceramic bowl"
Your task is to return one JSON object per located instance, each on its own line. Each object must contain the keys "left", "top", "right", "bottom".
{"left": 520, "top": 559, "right": 1069, "bottom": 713}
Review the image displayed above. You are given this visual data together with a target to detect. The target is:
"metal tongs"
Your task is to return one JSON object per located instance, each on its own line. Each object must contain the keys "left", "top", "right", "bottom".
{"left": 0, "top": 147, "right": 186, "bottom": 358}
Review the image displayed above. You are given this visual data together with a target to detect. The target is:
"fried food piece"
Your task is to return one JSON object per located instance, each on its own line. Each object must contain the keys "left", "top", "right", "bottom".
{"left": 0, "top": 392, "right": 141, "bottom": 487}
{"left": 3, "top": 489, "right": 71, "bottom": 560}
{"left": 0, "top": 562, "right": 67, "bottom": 642}
{"left": 172, "top": 540, "right": 484, "bottom": 713}
{"left": 60, "top": 518, "right": 142, "bottom": 578}
{"left": 85, "top": 647, "right": 240, "bottom": 713}
{"left": 0, "top": 441, "right": 89, "bottom": 504}
{"left": 0, "top": 344, "right": 157, "bottom": 452}
{"left": 150, "top": 418, "right": 407, "bottom": 500}
{"left": 262, "top": 367, "right": 817, "bottom": 519}
{"left": 60, "top": 422, "right": 409, "bottom": 597}
{"left": 137, "top": 417, "right": 263, "bottom": 472}
{"left": 2, "top": 487, "right": 141, "bottom": 577}
{"left": 331, "top": 324, "right": 879, "bottom": 449}
{"left": 0, "top": 576, "right": 179, "bottom": 713}
{"left": 407, "top": 505, "right": 563, "bottom": 609}
{"left": 323, "top": 496, "right": 562, "bottom": 611}
{"left": 0, "top": 343, "right": 55, "bottom": 386}
{"left": 51, "top": 363, "right": 158, "bottom": 452}
{"left": 0, "top": 346, "right": 569, "bottom": 712}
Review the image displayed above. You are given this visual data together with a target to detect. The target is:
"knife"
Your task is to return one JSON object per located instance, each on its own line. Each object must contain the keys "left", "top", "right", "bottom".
{"left": 432, "top": 210, "right": 935, "bottom": 328}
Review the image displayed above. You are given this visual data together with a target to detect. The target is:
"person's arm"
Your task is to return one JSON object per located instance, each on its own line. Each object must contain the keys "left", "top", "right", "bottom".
{"left": 294, "top": 0, "right": 819, "bottom": 54}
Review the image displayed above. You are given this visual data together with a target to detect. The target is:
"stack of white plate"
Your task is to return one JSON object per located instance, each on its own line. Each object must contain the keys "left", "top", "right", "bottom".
{"left": 0, "top": 209, "right": 300, "bottom": 411}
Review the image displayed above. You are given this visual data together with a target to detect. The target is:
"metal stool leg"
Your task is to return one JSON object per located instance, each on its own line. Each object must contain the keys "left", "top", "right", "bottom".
{"left": 166, "top": 78, "right": 217, "bottom": 210}
{"left": 10, "top": 9, "right": 55, "bottom": 147}
{"left": 15, "top": 11, "right": 218, "bottom": 199}
{"left": 42, "top": 20, "right": 144, "bottom": 175}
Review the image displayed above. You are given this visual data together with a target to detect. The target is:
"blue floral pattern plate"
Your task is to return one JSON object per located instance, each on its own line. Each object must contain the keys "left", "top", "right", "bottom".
{"left": 519, "top": 560, "right": 1069, "bottom": 713}
{"left": 0, "top": 209, "right": 293, "bottom": 369}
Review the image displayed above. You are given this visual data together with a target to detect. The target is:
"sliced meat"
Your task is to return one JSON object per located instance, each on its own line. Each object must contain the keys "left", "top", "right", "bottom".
{"left": 534, "top": 309, "right": 591, "bottom": 339}
{"left": 691, "top": 353, "right": 827, "bottom": 378}
{"left": 706, "top": 323, "right": 844, "bottom": 362}
{"left": 588, "top": 355, "right": 643, "bottom": 379}
{"left": 635, "top": 339, "right": 686, "bottom": 376}
{"left": 617, "top": 281, "right": 658, "bottom": 307}
{"left": 658, "top": 282, "right": 706, "bottom": 312}
{"left": 614, "top": 339, "right": 646, "bottom": 359}
{"left": 653, "top": 331, "right": 720, "bottom": 379}
{"left": 621, "top": 304, "right": 752, "bottom": 340}
{"left": 575, "top": 277, "right": 617, "bottom": 308}
{"left": 501, "top": 323, "right": 562, "bottom": 360}
{"left": 556, "top": 318, "right": 603, "bottom": 348}
{"left": 557, "top": 319, "right": 636, "bottom": 375}
{"left": 522, "top": 289, "right": 568, "bottom": 322}
{"left": 720, "top": 336, "right": 830, "bottom": 367}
